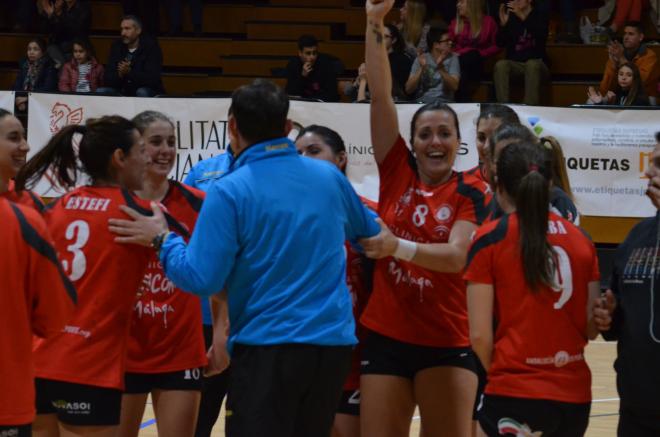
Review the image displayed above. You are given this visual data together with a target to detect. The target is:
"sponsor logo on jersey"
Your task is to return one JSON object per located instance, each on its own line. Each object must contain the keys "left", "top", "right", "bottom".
{"left": 497, "top": 417, "right": 542, "bottom": 436}
{"left": 525, "top": 351, "right": 584, "bottom": 368}
{"left": 435, "top": 204, "right": 454, "bottom": 223}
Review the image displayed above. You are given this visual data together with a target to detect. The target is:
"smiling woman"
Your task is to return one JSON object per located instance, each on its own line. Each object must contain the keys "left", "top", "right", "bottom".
{"left": 119, "top": 110, "right": 207, "bottom": 437}
{"left": 0, "top": 109, "right": 45, "bottom": 211}
{"left": 358, "top": 1, "right": 492, "bottom": 436}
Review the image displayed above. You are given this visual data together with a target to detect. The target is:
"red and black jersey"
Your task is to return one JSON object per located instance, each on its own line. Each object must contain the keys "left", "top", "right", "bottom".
{"left": 464, "top": 212, "right": 600, "bottom": 403}
{"left": 465, "top": 164, "right": 490, "bottom": 186}
{"left": 343, "top": 196, "right": 377, "bottom": 391}
{"left": 33, "top": 186, "right": 155, "bottom": 390}
{"left": 360, "top": 135, "right": 492, "bottom": 347}
{"left": 126, "top": 181, "right": 208, "bottom": 373}
{"left": 0, "top": 199, "right": 75, "bottom": 425}
{"left": 2, "top": 180, "right": 46, "bottom": 213}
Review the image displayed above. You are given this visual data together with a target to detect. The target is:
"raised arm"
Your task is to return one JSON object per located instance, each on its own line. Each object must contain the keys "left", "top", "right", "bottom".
{"left": 366, "top": 0, "right": 400, "bottom": 163}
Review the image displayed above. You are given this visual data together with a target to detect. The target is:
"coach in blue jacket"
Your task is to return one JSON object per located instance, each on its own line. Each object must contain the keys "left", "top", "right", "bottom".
{"left": 110, "top": 79, "right": 380, "bottom": 437}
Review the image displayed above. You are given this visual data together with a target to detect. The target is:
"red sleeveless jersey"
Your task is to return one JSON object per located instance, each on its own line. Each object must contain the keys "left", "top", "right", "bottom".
{"left": 126, "top": 181, "right": 207, "bottom": 373}
{"left": 360, "top": 136, "right": 491, "bottom": 347}
{"left": 344, "top": 196, "right": 377, "bottom": 391}
{"left": 33, "top": 186, "right": 154, "bottom": 390}
{"left": 464, "top": 212, "right": 599, "bottom": 403}
{"left": 0, "top": 199, "right": 75, "bottom": 425}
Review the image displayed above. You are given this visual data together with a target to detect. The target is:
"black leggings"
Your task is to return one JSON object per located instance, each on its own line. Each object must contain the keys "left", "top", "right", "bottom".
{"left": 194, "top": 324, "right": 230, "bottom": 437}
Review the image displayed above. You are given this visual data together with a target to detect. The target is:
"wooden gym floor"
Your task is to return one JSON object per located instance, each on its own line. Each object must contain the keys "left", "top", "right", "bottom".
{"left": 137, "top": 340, "right": 619, "bottom": 436}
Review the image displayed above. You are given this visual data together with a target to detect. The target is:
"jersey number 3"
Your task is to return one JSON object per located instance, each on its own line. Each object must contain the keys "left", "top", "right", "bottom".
{"left": 551, "top": 246, "right": 573, "bottom": 310}
{"left": 62, "top": 220, "right": 90, "bottom": 281}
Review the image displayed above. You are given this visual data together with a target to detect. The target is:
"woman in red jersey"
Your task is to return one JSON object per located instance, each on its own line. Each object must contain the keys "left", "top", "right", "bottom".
{"left": 296, "top": 124, "right": 377, "bottom": 437}
{"left": 0, "top": 108, "right": 45, "bottom": 211}
{"left": 465, "top": 103, "right": 520, "bottom": 185}
{"left": 359, "top": 2, "right": 492, "bottom": 436}
{"left": 118, "top": 111, "right": 207, "bottom": 437}
{"left": 464, "top": 141, "right": 601, "bottom": 437}
{"left": 0, "top": 197, "right": 75, "bottom": 437}
{"left": 15, "top": 115, "right": 163, "bottom": 437}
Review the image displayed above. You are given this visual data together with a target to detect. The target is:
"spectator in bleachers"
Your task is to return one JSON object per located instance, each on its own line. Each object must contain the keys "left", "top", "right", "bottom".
{"left": 12, "top": 38, "right": 57, "bottom": 111}
{"left": 608, "top": 0, "right": 650, "bottom": 34}
{"left": 1, "top": 0, "right": 35, "bottom": 31}
{"left": 163, "top": 0, "right": 203, "bottom": 36}
{"left": 58, "top": 38, "right": 104, "bottom": 93}
{"left": 343, "top": 24, "right": 412, "bottom": 102}
{"left": 36, "top": 0, "right": 91, "bottom": 68}
{"left": 493, "top": 0, "right": 549, "bottom": 106}
{"left": 449, "top": 0, "right": 499, "bottom": 102}
{"left": 405, "top": 25, "right": 460, "bottom": 103}
{"left": 589, "top": 61, "right": 649, "bottom": 105}
{"left": 120, "top": 0, "right": 159, "bottom": 36}
{"left": 98, "top": 15, "right": 164, "bottom": 97}
{"left": 535, "top": 0, "right": 581, "bottom": 42}
{"left": 598, "top": 21, "right": 659, "bottom": 104}
{"left": 285, "top": 35, "right": 340, "bottom": 102}
{"left": 399, "top": 0, "right": 431, "bottom": 57}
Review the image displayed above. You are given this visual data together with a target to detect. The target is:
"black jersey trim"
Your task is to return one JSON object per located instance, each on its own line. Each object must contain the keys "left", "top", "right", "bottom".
{"left": 121, "top": 188, "right": 191, "bottom": 239}
{"left": 27, "top": 191, "right": 46, "bottom": 213}
{"left": 466, "top": 214, "right": 510, "bottom": 268}
{"left": 10, "top": 202, "right": 77, "bottom": 305}
{"left": 170, "top": 181, "right": 203, "bottom": 213}
{"left": 457, "top": 172, "right": 489, "bottom": 225}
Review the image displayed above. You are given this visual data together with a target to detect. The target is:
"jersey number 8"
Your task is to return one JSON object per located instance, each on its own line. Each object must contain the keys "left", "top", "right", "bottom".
{"left": 62, "top": 220, "right": 90, "bottom": 281}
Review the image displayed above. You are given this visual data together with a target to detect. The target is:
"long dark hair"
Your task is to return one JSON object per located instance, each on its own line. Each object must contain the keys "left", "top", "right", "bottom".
{"left": 496, "top": 141, "right": 555, "bottom": 291}
{"left": 477, "top": 103, "right": 520, "bottom": 127}
{"left": 15, "top": 115, "right": 137, "bottom": 190}
{"left": 540, "top": 136, "right": 574, "bottom": 201}
{"left": 616, "top": 62, "right": 646, "bottom": 106}
{"left": 410, "top": 102, "right": 461, "bottom": 145}
{"left": 385, "top": 23, "right": 406, "bottom": 54}
{"left": 296, "top": 124, "right": 346, "bottom": 155}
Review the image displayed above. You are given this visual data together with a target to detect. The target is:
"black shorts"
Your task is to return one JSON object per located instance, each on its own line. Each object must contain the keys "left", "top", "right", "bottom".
{"left": 35, "top": 378, "right": 122, "bottom": 426}
{"left": 124, "top": 368, "right": 204, "bottom": 394}
{"left": 473, "top": 356, "right": 487, "bottom": 420}
{"left": 336, "top": 389, "right": 360, "bottom": 416}
{"left": 0, "top": 424, "right": 31, "bottom": 437}
{"left": 618, "top": 404, "right": 660, "bottom": 436}
{"left": 360, "top": 332, "right": 477, "bottom": 379}
{"left": 478, "top": 394, "right": 590, "bottom": 437}
{"left": 226, "top": 343, "right": 352, "bottom": 437}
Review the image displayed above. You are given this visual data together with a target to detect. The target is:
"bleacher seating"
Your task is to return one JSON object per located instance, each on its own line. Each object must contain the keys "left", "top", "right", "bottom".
{"left": 0, "top": 0, "right": 658, "bottom": 102}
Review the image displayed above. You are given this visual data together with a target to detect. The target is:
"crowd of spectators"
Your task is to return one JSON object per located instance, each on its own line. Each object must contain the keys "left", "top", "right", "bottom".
{"left": 1, "top": 0, "right": 660, "bottom": 107}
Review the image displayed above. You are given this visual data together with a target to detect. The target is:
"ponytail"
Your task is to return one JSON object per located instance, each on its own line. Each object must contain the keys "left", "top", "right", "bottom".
{"left": 16, "top": 115, "right": 137, "bottom": 191}
{"left": 15, "top": 124, "right": 87, "bottom": 191}
{"left": 496, "top": 141, "right": 554, "bottom": 291}
{"left": 516, "top": 169, "right": 553, "bottom": 290}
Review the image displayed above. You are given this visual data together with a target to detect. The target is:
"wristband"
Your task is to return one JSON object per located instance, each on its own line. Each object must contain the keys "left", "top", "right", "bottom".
{"left": 393, "top": 238, "right": 417, "bottom": 262}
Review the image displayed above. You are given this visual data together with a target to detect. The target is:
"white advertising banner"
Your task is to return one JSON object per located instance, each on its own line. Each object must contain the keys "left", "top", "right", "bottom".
{"left": 27, "top": 93, "right": 657, "bottom": 217}
{"left": 0, "top": 91, "right": 14, "bottom": 113}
